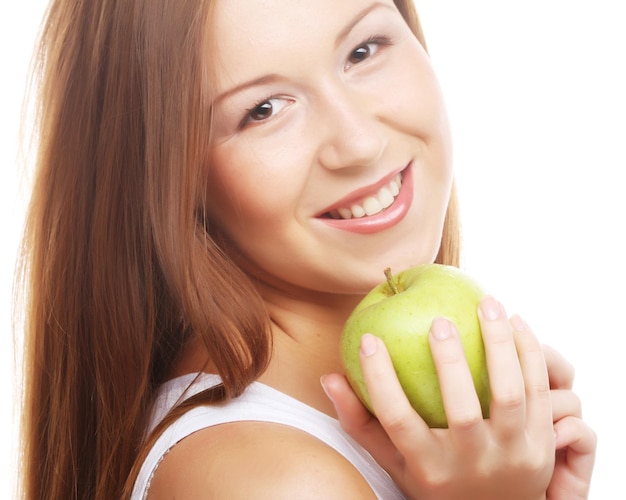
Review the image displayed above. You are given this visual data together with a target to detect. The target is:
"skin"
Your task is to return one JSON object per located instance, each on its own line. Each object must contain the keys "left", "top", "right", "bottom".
{"left": 151, "top": 0, "right": 596, "bottom": 497}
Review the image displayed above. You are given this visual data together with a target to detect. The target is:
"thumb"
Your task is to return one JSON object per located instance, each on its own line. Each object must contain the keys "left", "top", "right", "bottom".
{"left": 321, "top": 373, "right": 399, "bottom": 471}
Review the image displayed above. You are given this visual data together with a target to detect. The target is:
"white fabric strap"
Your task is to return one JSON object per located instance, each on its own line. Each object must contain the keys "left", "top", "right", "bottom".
{"left": 131, "top": 373, "right": 404, "bottom": 499}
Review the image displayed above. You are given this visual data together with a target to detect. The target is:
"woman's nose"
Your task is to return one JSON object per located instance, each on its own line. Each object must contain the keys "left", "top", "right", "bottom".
{"left": 316, "top": 90, "right": 387, "bottom": 171}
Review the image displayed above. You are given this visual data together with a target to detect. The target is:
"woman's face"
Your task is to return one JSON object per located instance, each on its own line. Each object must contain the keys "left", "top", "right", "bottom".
{"left": 206, "top": 0, "right": 453, "bottom": 295}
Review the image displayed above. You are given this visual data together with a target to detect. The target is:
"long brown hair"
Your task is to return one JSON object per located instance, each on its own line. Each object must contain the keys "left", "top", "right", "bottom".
{"left": 18, "top": 1, "right": 459, "bottom": 498}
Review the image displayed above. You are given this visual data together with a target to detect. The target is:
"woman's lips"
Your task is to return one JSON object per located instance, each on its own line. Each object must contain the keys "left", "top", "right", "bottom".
{"left": 327, "top": 172, "right": 402, "bottom": 219}
{"left": 317, "top": 165, "right": 413, "bottom": 234}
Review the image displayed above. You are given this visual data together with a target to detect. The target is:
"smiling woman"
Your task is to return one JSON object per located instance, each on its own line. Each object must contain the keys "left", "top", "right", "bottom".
{"left": 205, "top": 0, "right": 454, "bottom": 295}
{"left": 9, "top": 0, "right": 599, "bottom": 499}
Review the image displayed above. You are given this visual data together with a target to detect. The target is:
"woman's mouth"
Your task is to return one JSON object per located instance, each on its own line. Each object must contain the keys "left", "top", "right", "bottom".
{"left": 325, "top": 173, "right": 402, "bottom": 220}
{"left": 317, "top": 165, "right": 413, "bottom": 235}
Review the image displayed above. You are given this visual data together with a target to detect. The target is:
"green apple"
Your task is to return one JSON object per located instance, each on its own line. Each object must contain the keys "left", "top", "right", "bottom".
{"left": 341, "top": 264, "right": 491, "bottom": 428}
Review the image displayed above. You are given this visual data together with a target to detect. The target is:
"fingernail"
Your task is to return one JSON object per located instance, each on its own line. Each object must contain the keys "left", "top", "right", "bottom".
{"left": 431, "top": 317, "right": 453, "bottom": 340}
{"left": 360, "top": 333, "right": 378, "bottom": 357}
{"left": 320, "top": 376, "right": 334, "bottom": 403}
{"left": 480, "top": 296, "right": 504, "bottom": 321}
{"left": 553, "top": 429, "right": 562, "bottom": 449}
{"left": 510, "top": 314, "right": 529, "bottom": 331}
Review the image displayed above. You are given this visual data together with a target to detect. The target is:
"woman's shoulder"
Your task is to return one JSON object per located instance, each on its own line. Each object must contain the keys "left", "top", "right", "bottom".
{"left": 146, "top": 419, "right": 378, "bottom": 499}
{"left": 134, "top": 373, "right": 404, "bottom": 499}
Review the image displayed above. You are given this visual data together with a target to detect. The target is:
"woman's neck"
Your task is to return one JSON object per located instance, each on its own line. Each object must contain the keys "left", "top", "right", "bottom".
{"left": 258, "top": 282, "right": 363, "bottom": 416}
{"left": 170, "top": 283, "right": 364, "bottom": 418}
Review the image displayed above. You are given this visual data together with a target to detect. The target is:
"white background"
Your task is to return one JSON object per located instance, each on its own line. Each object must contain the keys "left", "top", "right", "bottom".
{"left": 1, "top": 1, "right": 624, "bottom": 498}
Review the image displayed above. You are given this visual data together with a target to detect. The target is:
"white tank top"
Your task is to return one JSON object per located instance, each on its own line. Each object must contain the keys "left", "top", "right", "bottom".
{"left": 131, "top": 373, "right": 405, "bottom": 499}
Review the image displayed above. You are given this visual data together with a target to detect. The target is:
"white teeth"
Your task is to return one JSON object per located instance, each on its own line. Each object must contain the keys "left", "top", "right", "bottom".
{"left": 337, "top": 207, "right": 354, "bottom": 219}
{"left": 363, "top": 197, "right": 382, "bottom": 216}
{"left": 332, "top": 173, "right": 403, "bottom": 220}
{"left": 390, "top": 175, "right": 400, "bottom": 196}
{"left": 350, "top": 204, "right": 366, "bottom": 218}
{"left": 378, "top": 187, "right": 394, "bottom": 208}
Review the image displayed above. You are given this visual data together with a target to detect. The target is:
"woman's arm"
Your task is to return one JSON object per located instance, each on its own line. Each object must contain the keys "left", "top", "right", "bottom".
{"left": 146, "top": 421, "right": 378, "bottom": 499}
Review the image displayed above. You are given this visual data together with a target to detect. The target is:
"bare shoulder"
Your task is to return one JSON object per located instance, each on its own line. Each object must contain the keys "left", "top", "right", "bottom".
{"left": 146, "top": 421, "right": 378, "bottom": 499}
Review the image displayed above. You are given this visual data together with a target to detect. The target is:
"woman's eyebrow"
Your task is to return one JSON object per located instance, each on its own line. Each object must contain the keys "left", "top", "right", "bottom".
{"left": 213, "top": 74, "right": 282, "bottom": 106}
{"left": 335, "top": 2, "right": 393, "bottom": 48}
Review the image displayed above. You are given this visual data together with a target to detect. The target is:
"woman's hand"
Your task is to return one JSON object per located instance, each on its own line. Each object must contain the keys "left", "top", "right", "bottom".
{"left": 322, "top": 296, "right": 576, "bottom": 500}
{"left": 543, "top": 345, "right": 596, "bottom": 499}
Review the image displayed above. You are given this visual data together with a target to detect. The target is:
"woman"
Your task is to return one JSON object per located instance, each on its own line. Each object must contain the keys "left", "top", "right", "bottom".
{"left": 19, "top": 0, "right": 595, "bottom": 498}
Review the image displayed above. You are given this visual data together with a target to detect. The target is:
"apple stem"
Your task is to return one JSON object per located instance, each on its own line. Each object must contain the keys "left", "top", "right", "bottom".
{"left": 384, "top": 267, "right": 399, "bottom": 295}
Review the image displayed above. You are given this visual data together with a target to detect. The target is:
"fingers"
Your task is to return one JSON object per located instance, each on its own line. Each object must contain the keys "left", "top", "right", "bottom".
{"left": 325, "top": 297, "right": 590, "bottom": 500}
{"left": 478, "top": 297, "right": 527, "bottom": 441}
{"left": 552, "top": 416, "right": 597, "bottom": 497}
{"left": 357, "top": 334, "right": 429, "bottom": 453}
{"left": 320, "top": 372, "right": 376, "bottom": 432}
{"left": 428, "top": 318, "right": 485, "bottom": 443}
{"left": 550, "top": 389, "right": 582, "bottom": 421}
{"left": 475, "top": 297, "right": 555, "bottom": 450}
{"left": 554, "top": 416, "right": 597, "bottom": 454}
{"left": 320, "top": 373, "right": 402, "bottom": 471}
{"left": 508, "top": 314, "right": 554, "bottom": 440}
{"left": 543, "top": 343, "right": 575, "bottom": 390}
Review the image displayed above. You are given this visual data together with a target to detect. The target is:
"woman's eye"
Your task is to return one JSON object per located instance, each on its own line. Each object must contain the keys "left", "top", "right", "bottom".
{"left": 346, "top": 36, "right": 391, "bottom": 69}
{"left": 241, "top": 97, "right": 292, "bottom": 128}
{"left": 349, "top": 42, "right": 377, "bottom": 65}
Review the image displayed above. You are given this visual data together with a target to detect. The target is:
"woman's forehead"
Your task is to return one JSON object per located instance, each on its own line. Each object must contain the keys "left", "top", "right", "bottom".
{"left": 212, "top": 0, "right": 397, "bottom": 32}
{"left": 208, "top": 0, "right": 399, "bottom": 91}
